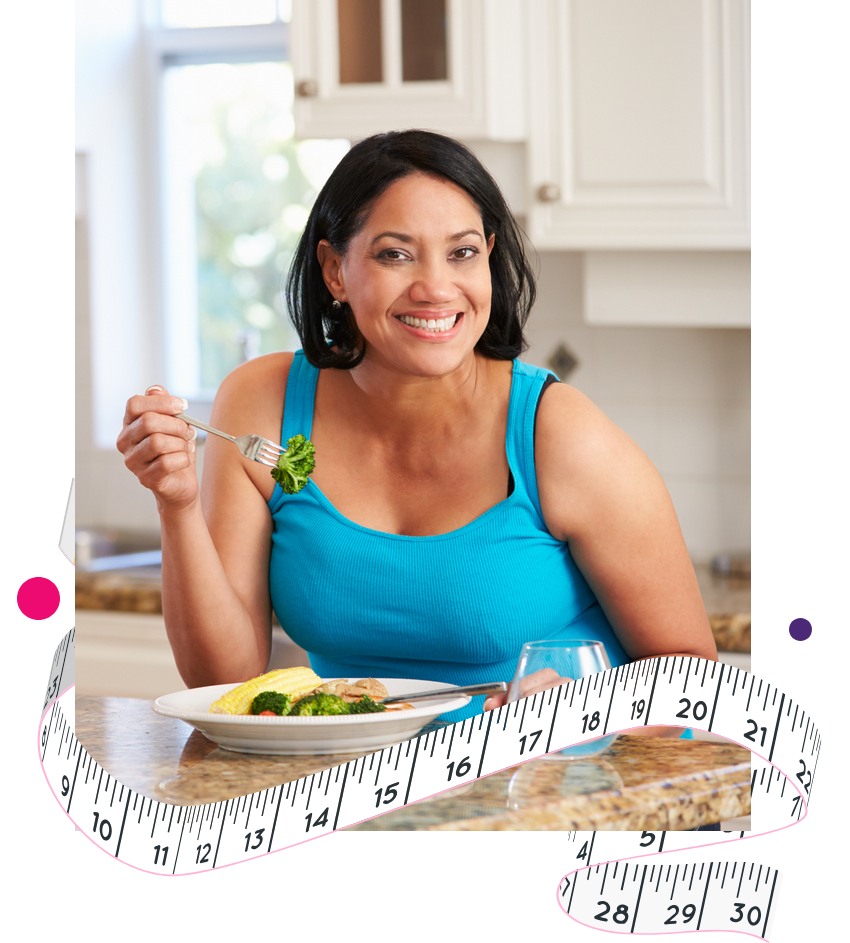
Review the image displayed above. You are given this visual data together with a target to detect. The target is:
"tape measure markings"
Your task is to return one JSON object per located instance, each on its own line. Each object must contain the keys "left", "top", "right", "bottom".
{"left": 42, "top": 637, "right": 812, "bottom": 845}
{"left": 42, "top": 669, "right": 788, "bottom": 842}
{"left": 559, "top": 858, "right": 780, "bottom": 936}
{"left": 40, "top": 630, "right": 819, "bottom": 936}
{"left": 42, "top": 627, "right": 74, "bottom": 712}
{"left": 43, "top": 708, "right": 760, "bottom": 873}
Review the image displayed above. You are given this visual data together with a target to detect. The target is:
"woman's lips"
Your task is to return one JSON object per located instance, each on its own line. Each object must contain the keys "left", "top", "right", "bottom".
{"left": 396, "top": 312, "right": 461, "bottom": 333}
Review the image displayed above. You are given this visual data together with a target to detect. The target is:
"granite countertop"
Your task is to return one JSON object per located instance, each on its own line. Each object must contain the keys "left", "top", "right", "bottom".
{"left": 76, "top": 562, "right": 751, "bottom": 653}
{"left": 76, "top": 570, "right": 164, "bottom": 614}
{"left": 696, "top": 566, "right": 751, "bottom": 654}
{"left": 75, "top": 696, "right": 751, "bottom": 831}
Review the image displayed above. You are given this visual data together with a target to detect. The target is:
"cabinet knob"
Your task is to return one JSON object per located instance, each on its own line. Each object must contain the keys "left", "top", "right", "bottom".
{"left": 295, "top": 79, "right": 319, "bottom": 98}
{"left": 536, "top": 182, "right": 561, "bottom": 203}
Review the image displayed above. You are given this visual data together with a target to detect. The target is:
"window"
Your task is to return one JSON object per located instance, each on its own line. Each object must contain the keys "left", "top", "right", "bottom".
{"left": 160, "top": 0, "right": 291, "bottom": 28}
{"left": 151, "top": 1, "right": 348, "bottom": 401}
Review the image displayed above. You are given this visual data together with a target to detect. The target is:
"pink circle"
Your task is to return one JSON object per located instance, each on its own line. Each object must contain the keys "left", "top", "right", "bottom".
{"left": 17, "top": 577, "right": 60, "bottom": 620}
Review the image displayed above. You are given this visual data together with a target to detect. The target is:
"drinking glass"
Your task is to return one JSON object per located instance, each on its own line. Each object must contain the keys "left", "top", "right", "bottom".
{"left": 507, "top": 639, "right": 618, "bottom": 758}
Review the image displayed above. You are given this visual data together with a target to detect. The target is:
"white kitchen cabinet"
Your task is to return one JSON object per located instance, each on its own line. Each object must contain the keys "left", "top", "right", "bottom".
{"left": 76, "top": 611, "right": 185, "bottom": 699}
{"left": 291, "top": 0, "right": 525, "bottom": 141}
{"left": 526, "top": 0, "right": 750, "bottom": 250}
{"left": 76, "top": 611, "right": 311, "bottom": 699}
{"left": 582, "top": 249, "right": 750, "bottom": 326}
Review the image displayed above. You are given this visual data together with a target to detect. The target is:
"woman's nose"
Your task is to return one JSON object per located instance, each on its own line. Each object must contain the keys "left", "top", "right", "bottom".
{"left": 408, "top": 262, "right": 457, "bottom": 303}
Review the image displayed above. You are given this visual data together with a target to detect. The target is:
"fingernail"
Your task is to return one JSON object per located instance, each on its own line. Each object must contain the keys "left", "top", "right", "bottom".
{"left": 188, "top": 426, "right": 197, "bottom": 440}
{"left": 174, "top": 397, "right": 188, "bottom": 412}
{"left": 146, "top": 384, "right": 164, "bottom": 394}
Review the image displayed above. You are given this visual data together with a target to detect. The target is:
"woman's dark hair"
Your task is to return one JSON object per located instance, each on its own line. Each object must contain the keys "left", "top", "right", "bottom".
{"left": 286, "top": 129, "right": 537, "bottom": 369}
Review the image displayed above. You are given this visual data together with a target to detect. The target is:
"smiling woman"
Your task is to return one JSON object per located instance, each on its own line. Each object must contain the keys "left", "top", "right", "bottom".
{"left": 287, "top": 131, "right": 535, "bottom": 371}
{"left": 116, "top": 129, "right": 717, "bottom": 723}
{"left": 314, "top": 174, "right": 496, "bottom": 379}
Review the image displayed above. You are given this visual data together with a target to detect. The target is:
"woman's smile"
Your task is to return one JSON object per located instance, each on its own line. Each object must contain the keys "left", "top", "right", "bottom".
{"left": 318, "top": 172, "right": 494, "bottom": 374}
{"left": 395, "top": 311, "right": 461, "bottom": 334}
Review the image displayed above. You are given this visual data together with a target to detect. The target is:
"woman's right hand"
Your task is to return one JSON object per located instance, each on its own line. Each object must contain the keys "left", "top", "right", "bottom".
{"left": 117, "top": 385, "right": 199, "bottom": 510}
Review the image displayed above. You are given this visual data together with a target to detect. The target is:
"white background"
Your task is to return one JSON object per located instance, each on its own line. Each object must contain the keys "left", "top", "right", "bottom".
{"left": 3, "top": 2, "right": 847, "bottom": 939}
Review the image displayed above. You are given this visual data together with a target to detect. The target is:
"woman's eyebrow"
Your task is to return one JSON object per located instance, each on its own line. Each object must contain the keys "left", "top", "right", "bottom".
{"left": 370, "top": 228, "right": 485, "bottom": 246}
{"left": 370, "top": 231, "right": 414, "bottom": 245}
{"left": 449, "top": 228, "right": 485, "bottom": 242}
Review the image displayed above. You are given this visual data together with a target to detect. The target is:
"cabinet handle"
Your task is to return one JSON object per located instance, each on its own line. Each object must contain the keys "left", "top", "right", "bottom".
{"left": 295, "top": 79, "right": 319, "bottom": 98}
{"left": 536, "top": 183, "right": 561, "bottom": 203}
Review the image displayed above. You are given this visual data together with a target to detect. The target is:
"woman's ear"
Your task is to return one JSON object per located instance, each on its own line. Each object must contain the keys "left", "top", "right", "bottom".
{"left": 317, "top": 240, "right": 345, "bottom": 300}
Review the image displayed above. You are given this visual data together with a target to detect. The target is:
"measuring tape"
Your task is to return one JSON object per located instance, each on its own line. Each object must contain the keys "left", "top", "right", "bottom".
{"left": 39, "top": 627, "right": 819, "bottom": 939}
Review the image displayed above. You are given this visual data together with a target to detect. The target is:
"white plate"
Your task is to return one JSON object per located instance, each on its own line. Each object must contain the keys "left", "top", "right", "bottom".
{"left": 153, "top": 678, "right": 471, "bottom": 755}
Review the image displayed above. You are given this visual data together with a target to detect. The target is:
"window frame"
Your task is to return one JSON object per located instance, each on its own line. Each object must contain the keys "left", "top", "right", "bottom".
{"left": 144, "top": 20, "right": 292, "bottom": 415}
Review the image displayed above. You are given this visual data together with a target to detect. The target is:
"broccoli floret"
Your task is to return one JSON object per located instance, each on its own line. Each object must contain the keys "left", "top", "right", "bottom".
{"left": 250, "top": 691, "right": 292, "bottom": 716}
{"left": 347, "top": 696, "right": 387, "bottom": 714}
{"left": 288, "top": 692, "right": 351, "bottom": 716}
{"left": 270, "top": 434, "right": 316, "bottom": 495}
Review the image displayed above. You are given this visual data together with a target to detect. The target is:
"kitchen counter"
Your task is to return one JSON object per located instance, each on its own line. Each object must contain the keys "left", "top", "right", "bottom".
{"left": 75, "top": 696, "right": 751, "bottom": 831}
{"left": 696, "top": 566, "right": 751, "bottom": 654}
{"left": 76, "top": 562, "right": 751, "bottom": 653}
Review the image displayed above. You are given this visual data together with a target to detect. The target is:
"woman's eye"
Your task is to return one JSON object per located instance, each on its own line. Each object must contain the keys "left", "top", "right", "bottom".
{"left": 452, "top": 246, "right": 479, "bottom": 261}
{"left": 377, "top": 248, "right": 409, "bottom": 262}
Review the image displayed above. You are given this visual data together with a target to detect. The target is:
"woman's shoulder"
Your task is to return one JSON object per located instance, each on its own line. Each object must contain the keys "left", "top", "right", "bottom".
{"left": 538, "top": 379, "right": 652, "bottom": 468}
{"left": 218, "top": 350, "right": 298, "bottom": 399}
{"left": 211, "top": 351, "right": 297, "bottom": 431}
{"left": 535, "top": 380, "right": 658, "bottom": 534}
{"left": 535, "top": 377, "right": 613, "bottom": 445}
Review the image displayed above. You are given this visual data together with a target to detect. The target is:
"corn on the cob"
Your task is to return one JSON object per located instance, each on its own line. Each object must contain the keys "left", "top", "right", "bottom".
{"left": 209, "top": 666, "right": 323, "bottom": 715}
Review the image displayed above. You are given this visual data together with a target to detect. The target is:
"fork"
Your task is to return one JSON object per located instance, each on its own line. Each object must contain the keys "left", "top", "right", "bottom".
{"left": 178, "top": 413, "right": 285, "bottom": 468}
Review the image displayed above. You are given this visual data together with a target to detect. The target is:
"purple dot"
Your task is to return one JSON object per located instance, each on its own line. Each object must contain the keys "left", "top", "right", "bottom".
{"left": 789, "top": 618, "right": 812, "bottom": 641}
{"left": 17, "top": 577, "right": 60, "bottom": 620}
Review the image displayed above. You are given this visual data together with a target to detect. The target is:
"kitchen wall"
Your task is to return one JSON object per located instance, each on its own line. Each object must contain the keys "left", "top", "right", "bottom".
{"left": 526, "top": 252, "right": 750, "bottom": 562}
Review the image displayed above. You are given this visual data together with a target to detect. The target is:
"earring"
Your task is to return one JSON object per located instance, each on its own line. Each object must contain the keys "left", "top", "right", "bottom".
{"left": 332, "top": 299, "right": 342, "bottom": 309}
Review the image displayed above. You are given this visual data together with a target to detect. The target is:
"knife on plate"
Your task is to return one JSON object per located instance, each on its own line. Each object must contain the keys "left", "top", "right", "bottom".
{"left": 381, "top": 681, "right": 507, "bottom": 704}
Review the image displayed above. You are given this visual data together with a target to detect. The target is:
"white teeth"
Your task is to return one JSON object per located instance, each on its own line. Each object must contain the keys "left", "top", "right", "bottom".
{"left": 398, "top": 314, "right": 459, "bottom": 332}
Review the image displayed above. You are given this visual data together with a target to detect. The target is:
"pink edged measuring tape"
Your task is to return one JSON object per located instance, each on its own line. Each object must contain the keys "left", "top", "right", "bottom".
{"left": 39, "top": 628, "right": 818, "bottom": 939}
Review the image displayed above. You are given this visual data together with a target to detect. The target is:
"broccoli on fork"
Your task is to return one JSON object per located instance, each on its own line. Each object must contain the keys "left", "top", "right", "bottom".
{"left": 271, "top": 434, "right": 316, "bottom": 495}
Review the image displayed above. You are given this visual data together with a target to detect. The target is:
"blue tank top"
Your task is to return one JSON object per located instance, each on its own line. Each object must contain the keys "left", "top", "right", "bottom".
{"left": 267, "top": 351, "right": 629, "bottom": 721}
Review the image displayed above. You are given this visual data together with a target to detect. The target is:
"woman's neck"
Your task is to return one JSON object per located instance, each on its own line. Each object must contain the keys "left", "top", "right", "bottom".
{"left": 342, "top": 352, "right": 500, "bottom": 434}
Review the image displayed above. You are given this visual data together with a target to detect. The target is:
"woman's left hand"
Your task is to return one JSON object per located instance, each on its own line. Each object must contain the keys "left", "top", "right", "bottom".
{"left": 483, "top": 668, "right": 572, "bottom": 710}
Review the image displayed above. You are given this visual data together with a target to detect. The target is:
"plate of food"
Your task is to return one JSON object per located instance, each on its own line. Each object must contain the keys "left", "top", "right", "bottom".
{"left": 153, "top": 667, "right": 472, "bottom": 755}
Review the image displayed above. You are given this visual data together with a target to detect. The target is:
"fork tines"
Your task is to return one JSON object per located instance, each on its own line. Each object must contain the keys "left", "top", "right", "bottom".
{"left": 253, "top": 438, "right": 285, "bottom": 468}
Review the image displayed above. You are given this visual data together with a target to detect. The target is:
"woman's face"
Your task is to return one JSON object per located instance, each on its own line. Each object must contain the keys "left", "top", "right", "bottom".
{"left": 318, "top": 172, "right": 495, "bottom": 378}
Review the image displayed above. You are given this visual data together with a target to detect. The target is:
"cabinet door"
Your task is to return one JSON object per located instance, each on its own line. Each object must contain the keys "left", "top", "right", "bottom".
{"left": 527, "top": 0, "right": 750, "bottom": 248}
{"left": 76, "top": 611, "right": 185, "bottom": 698}
{"left": 291, "top": 0, "right": 525, "bottom": 140}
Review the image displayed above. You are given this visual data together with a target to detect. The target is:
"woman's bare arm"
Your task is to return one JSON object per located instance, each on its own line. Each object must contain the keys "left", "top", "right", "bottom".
{"left": 118, "top": 353, "right": 293, "bottom": 687}
{"left": 487, "top": 383, "right": 718, "bottom": 734}
{"left": 535, "top": 382, "right": 717, "bottom": 665}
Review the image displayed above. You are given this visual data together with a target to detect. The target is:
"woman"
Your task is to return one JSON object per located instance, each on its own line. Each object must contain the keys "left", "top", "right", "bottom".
{"left": 118, "top": 130, "right": 717, "bottom": 722}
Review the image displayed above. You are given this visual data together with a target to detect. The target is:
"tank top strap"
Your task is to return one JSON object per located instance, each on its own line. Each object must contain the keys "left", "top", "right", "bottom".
{"left": 505, "top": 359, "right": 558, "bottom": 517}
{"left": 278, "top": 353, "right": 556, "bottom": 515}
{"left": 280, "top": 349, "right": 318, "bottom": 443}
